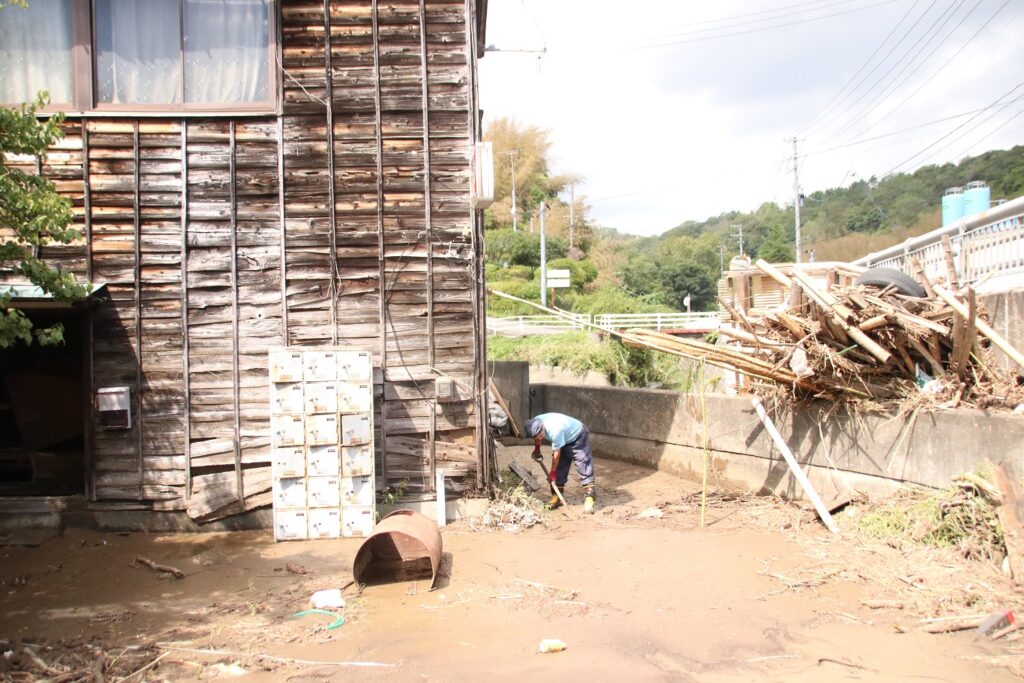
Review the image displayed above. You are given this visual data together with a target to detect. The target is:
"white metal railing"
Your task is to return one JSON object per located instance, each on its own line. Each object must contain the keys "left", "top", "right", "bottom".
{"left": 486, "top": 311, "right": 723, "bottom": 337}
{"left": 486, "top": 314, "right": 591, "bottom": 336}
{"left": 593, "top": 312, "right": 722, "bottom": 331}
{"left": 854, "top": 194, "right": 1024, "bottom": 285}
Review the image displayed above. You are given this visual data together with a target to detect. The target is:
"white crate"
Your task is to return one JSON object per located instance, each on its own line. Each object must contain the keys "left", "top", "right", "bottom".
{"left": 337, "top": 351, "right": 372, "bottom": 381}
{"left": 307, "top": 476, "right": 341, "bottom": 508}
{"left": 272, "top": 446, "right": 305, "bottom": 478}
{"left": 305, "top": 381, "right": 338, "bottom": 414}
{"left": 270, "top": 350, "right": 304, "bottom": 383}
{"left": 304, "top": 351, "right": 337, "bottom": 382}
{"left": 270, "top": 382, "right": 304, "bottom": 414}
{"left": 307, "top": 444, "right": 341, "bottom": 476}
{"left": 273, "top": 477, "right": 307, "bottom": 509}
{"left": 305, "top": 413, "right": 339, "bottom": 446}
{"left": 338, "top": 382, "right": 373, "bottom": 413}
{"left": 341, "top": 444, "right": 373, "bottom": 477}
{"left": 271, "top": 414, "right": 305, "bottom": 447}
{"left": 342, "top": 474, "right": 374, "bottom": 507}
{"left": 341, "top": 414, "right": 371, "bottom": 445}
{"left": 308, "top": 508, "right": 341, "bottom": 539}
{"left": 274, "top": 508, "right": 309, "bottom": 541}
{"left": 342, "top": 506, "right": 375, "bottom": 538}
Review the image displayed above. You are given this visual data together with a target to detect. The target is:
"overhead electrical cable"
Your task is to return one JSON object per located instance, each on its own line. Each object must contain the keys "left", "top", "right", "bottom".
{"left": 817, "top": 0, "right": 966, "bottom": 144}
{"left": 867, "top": 0, "right": 1014, "bottom": 131}
{"left": 647, "top": 0, "right": 874, "bottom": 41}
{"left": 823, "top": 0, "right": 984, "bottom": 146}
{"left": 802, "top": 95, "right": 1024, "bottom": 156}
{"left": 632, "top": 0, "right": 903, "bottom": 50}
{"left": 795, "top": 0, "right": 923, "bottom": 135}
{"left": 883, "top": 80, "right": 1024, "bottom": 175}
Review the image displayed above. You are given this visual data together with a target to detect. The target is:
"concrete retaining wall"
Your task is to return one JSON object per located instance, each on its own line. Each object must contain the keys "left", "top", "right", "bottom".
{"left": 488, "top": 360, "right": 530, "bottom": 433}
{"left": 527, "top": 380, "right": 1024, "bottom": 501}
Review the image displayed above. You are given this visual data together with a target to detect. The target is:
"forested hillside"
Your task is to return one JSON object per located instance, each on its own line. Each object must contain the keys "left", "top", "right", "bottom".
{"left": 483, "top": 115, "right": 1023, "bottom": 315}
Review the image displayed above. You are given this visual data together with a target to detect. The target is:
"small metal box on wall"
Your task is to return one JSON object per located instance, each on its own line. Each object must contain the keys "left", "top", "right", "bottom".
{"left": 268, "top": 347, "right": 376, "bottom": 541}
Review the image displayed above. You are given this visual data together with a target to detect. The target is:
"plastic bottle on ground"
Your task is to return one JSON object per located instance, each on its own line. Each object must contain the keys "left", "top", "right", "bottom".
{"left": 538, "top": 639, "right": 566, "bottom": 653}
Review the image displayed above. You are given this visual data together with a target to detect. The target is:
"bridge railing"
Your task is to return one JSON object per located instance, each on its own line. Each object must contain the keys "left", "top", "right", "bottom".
{"left": 593, "top": 312, "right": 722, "bottom": 331}
{"left": 486, "top": 314, "right": 591, "bottom": 336}
{"left": 486, "top": 311, "right": 723, "bottom": 337}
{"left": 854, "top": 195, "right": 1024, "bottom": 284}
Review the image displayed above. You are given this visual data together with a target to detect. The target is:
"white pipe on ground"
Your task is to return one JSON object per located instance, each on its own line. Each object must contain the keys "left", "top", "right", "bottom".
{"left": 751, "top": 398, "right": 839, "bottom": 534}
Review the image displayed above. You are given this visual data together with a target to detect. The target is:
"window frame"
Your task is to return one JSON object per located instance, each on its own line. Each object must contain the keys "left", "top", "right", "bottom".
{"left": 3, "top": 0, "right": 279, "bottom": 116}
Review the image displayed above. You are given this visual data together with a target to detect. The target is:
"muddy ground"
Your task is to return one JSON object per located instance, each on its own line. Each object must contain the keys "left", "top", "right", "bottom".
{"left": 1, "top": 445, "right": 1022, "bottom": 682}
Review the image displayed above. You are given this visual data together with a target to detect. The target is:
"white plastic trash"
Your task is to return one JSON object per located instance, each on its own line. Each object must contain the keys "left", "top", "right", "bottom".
{"left": 310, "top": 588, "right": 346, "bottom": 609}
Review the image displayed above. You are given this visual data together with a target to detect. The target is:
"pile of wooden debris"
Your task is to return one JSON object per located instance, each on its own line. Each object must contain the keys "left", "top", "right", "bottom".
{"left": 625, "top": 259, "right": 1024, "bottom": 409}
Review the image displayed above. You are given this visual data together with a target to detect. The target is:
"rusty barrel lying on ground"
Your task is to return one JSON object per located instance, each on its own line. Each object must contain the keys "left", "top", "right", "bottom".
{"left": 353, "top": 509, "right": 443, "bottom": 588}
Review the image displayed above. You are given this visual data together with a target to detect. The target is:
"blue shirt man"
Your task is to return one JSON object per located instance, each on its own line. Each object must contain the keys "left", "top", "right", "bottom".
{"left": 524, "top": 412, "right": 596, "bottom": 514}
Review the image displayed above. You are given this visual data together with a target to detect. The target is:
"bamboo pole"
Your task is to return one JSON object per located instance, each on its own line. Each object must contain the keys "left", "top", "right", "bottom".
{"left": 934, "top": 284, "right": 1024, "bottom": 371}
{"left": 751, "top": 398, "right": 838, "bottom": 534}
{"left": 791, "top": 271, "right": 893, "bottom": 365}
{"left": 754, "top": 259, "right": 792, "bottom": 288}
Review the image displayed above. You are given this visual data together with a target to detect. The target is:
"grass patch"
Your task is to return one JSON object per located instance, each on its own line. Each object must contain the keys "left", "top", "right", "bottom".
{"left": 857, "top": 484, "right": 1004, "bottom": 563}
{"left": 488, "top": 331, "right": 701, "bottom": 390}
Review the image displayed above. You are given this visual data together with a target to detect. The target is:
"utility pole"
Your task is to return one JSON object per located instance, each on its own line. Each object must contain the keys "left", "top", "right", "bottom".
{"left": 568, "top": 182, "right": 575, "bottom": 250}
{"left": 790, "top": 137, "right": 802, "bottom": 264}
{"left": 719, "top": 244, "right": 726, "bottom": 274}
{"left": 539, "top": 202, "right": 547, "bottom": 307}
{"left": 507, "top": 151, "right": 518, "bottom": 232}
{"left": 731, "top": 224, "right": 745, "bottom": 256}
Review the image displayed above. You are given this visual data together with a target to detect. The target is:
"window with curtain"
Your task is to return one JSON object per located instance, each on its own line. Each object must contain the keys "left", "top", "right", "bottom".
{"left": 96, "top": 0, "right": 271, "bottom": 107}
{"left": 0, "top": 0, "right": 274, "bottom": 111}
{"left": 0, "top": 0, "right": 74, "bottom": 106}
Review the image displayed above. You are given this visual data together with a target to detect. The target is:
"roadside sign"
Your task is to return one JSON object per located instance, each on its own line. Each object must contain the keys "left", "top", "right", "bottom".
{"left": 545, "top": 269, "right": 571, "bottom": 289}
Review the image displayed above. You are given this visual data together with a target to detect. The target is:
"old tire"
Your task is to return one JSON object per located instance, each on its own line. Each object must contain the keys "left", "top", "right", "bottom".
{"left": 854, "top": 267, "right": 927, "bottom": 298}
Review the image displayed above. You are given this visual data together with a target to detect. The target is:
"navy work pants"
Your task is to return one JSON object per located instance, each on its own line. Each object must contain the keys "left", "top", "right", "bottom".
{"left": 554, "top": 425, "right": 595, "bottom": 487}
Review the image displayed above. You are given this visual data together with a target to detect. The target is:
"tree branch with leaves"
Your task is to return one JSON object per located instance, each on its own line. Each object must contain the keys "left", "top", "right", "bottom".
{"left": 1, "top": 92, "right": 87, "bottom": 347}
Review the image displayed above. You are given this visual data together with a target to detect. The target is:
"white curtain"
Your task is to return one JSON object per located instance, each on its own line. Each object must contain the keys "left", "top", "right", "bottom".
{"left": 185, "top": 0, "right": 269, "bottom": 103}
{"left": 0, "top": 0, "right": 73, "bottom": 105}
{"left": 95, "top": 0, "right": 183, "bottom": 104}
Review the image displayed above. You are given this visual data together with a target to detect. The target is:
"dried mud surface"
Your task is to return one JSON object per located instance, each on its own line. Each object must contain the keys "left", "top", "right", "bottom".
{"left": 1, "top": 445, "right": 1020, "bottom": 682}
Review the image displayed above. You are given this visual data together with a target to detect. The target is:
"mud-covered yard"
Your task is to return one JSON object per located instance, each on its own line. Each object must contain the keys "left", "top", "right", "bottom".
{"left": 1, "top": 445, "right": 1021, "bottom": 682}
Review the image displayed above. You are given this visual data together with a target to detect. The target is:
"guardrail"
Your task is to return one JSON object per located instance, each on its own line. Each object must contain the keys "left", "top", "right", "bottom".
{"left": 854, "top": 195, "right": 1024, "bottom": 285}
{"left": 593, "top": 312, "right": 722, "bottom": 331}
{"left": 486, "top": 314, "right": 591, "bottom": 336}
{"left": 487, "top": 311, "right": 722, "bottom": 337}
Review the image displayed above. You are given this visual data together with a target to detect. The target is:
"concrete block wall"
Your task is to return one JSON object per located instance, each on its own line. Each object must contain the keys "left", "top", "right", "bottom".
{"left": 509, "top": 368, "right": 1024, "bottom": 500}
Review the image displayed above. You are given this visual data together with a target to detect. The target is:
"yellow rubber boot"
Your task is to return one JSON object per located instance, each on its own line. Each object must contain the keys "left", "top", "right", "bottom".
{"left": 545, "top": 486, "right": 563, "bottom": 510}
{"left": 583, "top": 485, "right": 596, "bottom": 514}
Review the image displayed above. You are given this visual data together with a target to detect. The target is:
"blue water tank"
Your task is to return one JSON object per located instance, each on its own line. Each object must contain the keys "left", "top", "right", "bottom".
{"left": 942, "top": 187, "right": 965, "bottom": 226}
{"left": 963, "top": 180, "right": 991, "bottom": 218}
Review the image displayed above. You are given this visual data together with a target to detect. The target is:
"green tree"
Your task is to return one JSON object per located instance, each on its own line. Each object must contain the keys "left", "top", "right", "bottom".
{"left": 1, "top": 93, "right": 87, "bottom": 347}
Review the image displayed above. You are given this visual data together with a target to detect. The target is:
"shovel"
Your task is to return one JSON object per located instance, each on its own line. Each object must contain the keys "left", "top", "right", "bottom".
{"left": 533, "top": 452, "right": 572, "bottom": 515}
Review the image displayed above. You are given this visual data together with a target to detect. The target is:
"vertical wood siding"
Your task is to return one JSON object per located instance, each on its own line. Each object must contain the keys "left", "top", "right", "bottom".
{"left": 0, "top": 0, "right": 485, "bottom": 517}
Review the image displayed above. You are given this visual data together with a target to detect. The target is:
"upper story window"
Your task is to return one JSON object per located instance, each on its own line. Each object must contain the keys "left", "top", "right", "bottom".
{"left": 0, "top": 0, "right": 75, "bottom": 106}
{"left": 0, "top": 0, "right": 276, "bottom": 114}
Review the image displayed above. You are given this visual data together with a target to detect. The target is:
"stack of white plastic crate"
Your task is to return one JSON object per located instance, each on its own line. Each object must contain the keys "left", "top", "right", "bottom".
{"left": 269, "top": 348, "right": 376, "bottom": 541}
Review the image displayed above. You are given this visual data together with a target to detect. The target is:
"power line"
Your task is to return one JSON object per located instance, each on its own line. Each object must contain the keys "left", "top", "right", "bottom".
{"left": 632, "top": 0, "right": 903, "bottom": 50}
{"left": 947, "top": 102, "right": 1024, "bottom": 162}
{"left": 796, "top": 0, "right": 923, "bottom": 135}
{"left": 883, "top": 80, "right": 1024, "bottom": 175}
{"left": 909, "top": 94, "right": 1024, "bottom": 168}
{"left": 802, "top": 95, "right": 1024, "bottom": 156}
{"left": 647, "top": 0, "right": 873, "bottom": 41}
{"left": 866, "top": 0, "right": 1015, "bottom": 132}
{"left": 823, "top": 0, "right": 983, "bottom": 146}
{"left": 800, "top": 0, "right": 940, "bottom": 137}
{"left": 817, "top": 0, "right": 965, "bottom": 144}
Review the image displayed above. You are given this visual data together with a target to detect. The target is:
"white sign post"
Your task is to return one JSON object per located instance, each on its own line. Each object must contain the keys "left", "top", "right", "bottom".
{"left": 545, "top": 268, "right": 571, "bottom": 308}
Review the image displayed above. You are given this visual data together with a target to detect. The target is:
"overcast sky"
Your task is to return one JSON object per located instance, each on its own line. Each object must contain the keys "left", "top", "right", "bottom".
{"left": 478, "top": 0, "right": 1024, "bottom": 236}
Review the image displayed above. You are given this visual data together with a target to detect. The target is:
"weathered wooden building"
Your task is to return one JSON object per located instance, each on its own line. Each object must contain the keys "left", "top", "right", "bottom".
{"left": 0, "top": 0, "right": 491, "bottom": 522}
